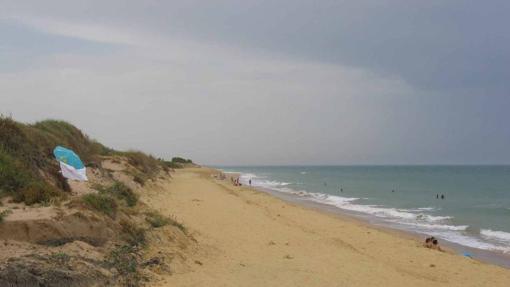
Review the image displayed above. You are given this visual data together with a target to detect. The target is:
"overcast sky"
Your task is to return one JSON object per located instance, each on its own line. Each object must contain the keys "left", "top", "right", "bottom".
{"left": 1, "top": 0, "right": 509, "bottom": 165}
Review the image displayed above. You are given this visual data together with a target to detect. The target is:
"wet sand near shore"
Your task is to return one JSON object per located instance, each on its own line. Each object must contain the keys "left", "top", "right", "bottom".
{"left": 144, "top": 167, "right": 510, "bottom": 287}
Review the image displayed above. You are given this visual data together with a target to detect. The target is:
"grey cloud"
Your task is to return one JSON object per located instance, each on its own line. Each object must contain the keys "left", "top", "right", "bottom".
{"left": 1, "top": 1, "right": 509, "bottom": 165}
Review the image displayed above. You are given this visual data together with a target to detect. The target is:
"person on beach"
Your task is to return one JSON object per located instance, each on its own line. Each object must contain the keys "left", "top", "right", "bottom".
{"left": 424, "top": 237, "right": 433, "bottom": 248}
{"left": 436, "top": 194, "right": 439, "bottom": 199}
{"left": 424, "top": 236, "right": 443, "bottom": 251}
{"left": 249, "top": 179, "right": 252, "bottom": 186}
{"left": 432, "top": 239, "right": 443, "bottom": 251}
{"left": 441, "top": 194, "right": 445, "bottom": 200}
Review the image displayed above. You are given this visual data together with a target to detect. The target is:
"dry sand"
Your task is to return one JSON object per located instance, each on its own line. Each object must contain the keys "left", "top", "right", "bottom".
{"left": 145, "top": 167, "right": 510, "bottom": 287}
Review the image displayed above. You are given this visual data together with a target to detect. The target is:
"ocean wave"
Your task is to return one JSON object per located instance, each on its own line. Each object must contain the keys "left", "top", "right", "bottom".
{"left": 481, "top": 229, "right": 510, "bottom": 244}
{"left": 238, "top": 173, "right": 291, "bottom": 188}
{"left": 435, "top": 231, "right": 510, "bottom": 253}
{"left": 391, "top": 220, "right": 468, "bottom": 231}
{"left": 407, "top": 207, "right": 439, "bottom": 212}
{"left": 239, "top": 173, "right": 262, "bottom": 179}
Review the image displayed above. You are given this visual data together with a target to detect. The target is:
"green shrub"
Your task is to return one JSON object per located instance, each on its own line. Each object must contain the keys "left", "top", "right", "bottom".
{"left": 110, "top": 182, "right": 138, "bottom": 207}
{"left": 14, "top": 182, "right": 59, "bottom": 205}
{"left": 50, "top": 252, "right": 70, "bottom": 264}
{"left": 121, "top": 220, "right": 146, "bottom": 247}
{"left": 0, "top": 209, "right": 12, "bottom": 222}
{"left": 161, "top": 160, "right": 183, "bottom": 169}
{"left": 108, "top": 245, "right": 138, "bottom": 274}
{"left": 168, "top": 215, "right": 186, "bottom": 233}
{"left": 122, "top": 151, "right": 161, "bottom": 176}
{"left": 0, "top": 150, "right": 31, "bottom": 193}
{"left": 107, "top": 244, "right": 141, "bottom": 286}
{"left": 145, "top": 211, "right": 170, "bottom": 228}
{"left": 96, "top": 181, "right": 138, "bottom": 207}
{"left": 0, "top": 116, "right": 160, "bottom": 208}
{"left": 171, "top": 157, "right": 192, "bottom": 164}
{"left": 132, "top": 173, "right": 147, "bottom": 186}
{"left": 145, "top": 211, "right": 185, "bottom": 233}
{"left": 81, "top": 193, "right": 117, "bottom": 218}
{"left": 0, "top": 116, "right": 111, "bottom": 204}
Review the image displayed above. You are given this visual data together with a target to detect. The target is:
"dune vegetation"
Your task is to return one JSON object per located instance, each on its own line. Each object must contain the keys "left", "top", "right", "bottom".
{"left": 0, "top": 116, "right": 194, "bottom": 287}
{"left": 0, "top": 116, "right": 169, "bottom": 205}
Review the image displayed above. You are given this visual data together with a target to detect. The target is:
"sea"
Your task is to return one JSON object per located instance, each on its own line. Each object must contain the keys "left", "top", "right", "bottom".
{"left": 218, "top": 166, "right": 510, "bottom": 265}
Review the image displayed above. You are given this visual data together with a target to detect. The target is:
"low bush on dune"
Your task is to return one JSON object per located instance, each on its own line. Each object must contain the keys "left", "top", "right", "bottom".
{"left": 121, "top": 151, "right": 161, "bottom": 177}
{"left": 160, "top": 160, "right": 182, "bottom": 169}
{"left": 12, "top": 181, "right": 59, "bottom": 205}
{"left": 107, "top": 244, "right": 142, "bottom": 286}
{"left": 145, "top": 210, "right": 186, "bottom": 232}
{"left": 0, "top": 116, "right": 110, "bottom": 204}
{"left": 0, "top": 209, "right": 12, "bottom": 222}
{"left": 1, "top": 115, "right": 193, "bottom": 208}
{"left": 81, "top": 193, "right": 117, "bottom": 218}
{"left": 106, "top": 221, "right": 147, "bottom": 286}
{"left": 108, "top": 182, "right": 138, "bottom": 207}
{"left": 145, "top": 211, "right": 171, "bottom": 228}
{"left": 171, "top": 157, "right": 192, "bottom": 164}
{"left": 121, "top": 220, "right": 146, "bottom": 247}
{"left": 0, "top": 116, "right": 174, "bottom": 206}
{"left": 95, "top": 181, "right": 138, "bottom": 207}
{"left": 0, "top": 148, "right": 61, "bottom": 205}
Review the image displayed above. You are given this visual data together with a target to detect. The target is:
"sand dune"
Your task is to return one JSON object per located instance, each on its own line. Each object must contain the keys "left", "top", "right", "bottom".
{"left": 143, "top": 168, "right": 510, "bottom": 287}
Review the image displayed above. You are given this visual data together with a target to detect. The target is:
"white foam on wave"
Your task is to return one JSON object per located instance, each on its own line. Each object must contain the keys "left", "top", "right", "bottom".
{"left": 238, "top": 173, "right": 291, "bottom": 189}
{"left": 390, "top": 220, "right": 468, "bottom": 231}
{"left": 308, "top": 195, "right": 450, "bottom": 224}
{"left": 481, "top": 229, "right": 510, "bottom": 244}
{"left": 239, "top": 173, "right": 260, "bottom": 179}
{"left": 434, "top": 231, "right": 510, "bottom": 253}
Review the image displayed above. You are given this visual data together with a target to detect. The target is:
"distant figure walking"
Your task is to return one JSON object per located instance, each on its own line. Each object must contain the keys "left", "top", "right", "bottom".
{"left": 436, "top": 194, "right": 439, "bottom": 199}
{"left": 441, "top": 194, "right": 445, "bottom": 200}
{"left": 249, "top": 179, "right": 252, "bottom": 186}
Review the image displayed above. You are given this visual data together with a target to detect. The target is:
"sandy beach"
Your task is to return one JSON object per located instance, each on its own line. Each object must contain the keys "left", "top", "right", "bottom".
{"left": 143, "top": 167, "right": 510, "bottom": 287}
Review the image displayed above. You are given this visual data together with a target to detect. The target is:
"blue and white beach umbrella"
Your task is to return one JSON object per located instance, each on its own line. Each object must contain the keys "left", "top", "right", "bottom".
{"left": 53, "top": 146, "right": 88, "bottom": 181}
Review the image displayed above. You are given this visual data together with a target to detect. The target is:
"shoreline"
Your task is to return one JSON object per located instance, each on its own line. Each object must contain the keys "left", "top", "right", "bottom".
{"left": 147, "top": 167, "right": 510, "bottom": 286}
{"left": 222, "top": 170, "right": 510, "bottom": 269}
{"left": 257, "top": 184, "right": 510, "bottom": 269}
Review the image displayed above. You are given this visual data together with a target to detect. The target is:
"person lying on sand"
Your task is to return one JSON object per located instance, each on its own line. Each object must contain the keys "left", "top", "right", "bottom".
{"left": 424, "top": 236, "right": 434, "bottom": 248}
{"left": 431, "top": 239, "right": 443, "bottom": 252}
{"left": 424, "top": 236, "right": 443, "bottom": 252}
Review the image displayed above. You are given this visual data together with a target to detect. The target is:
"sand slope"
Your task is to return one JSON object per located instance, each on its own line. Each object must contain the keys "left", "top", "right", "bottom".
{"left": 145, "top": 168, "right": 510, "bottom": 287}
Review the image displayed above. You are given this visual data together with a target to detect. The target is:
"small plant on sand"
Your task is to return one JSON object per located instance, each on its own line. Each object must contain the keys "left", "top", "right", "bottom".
{"left": 145, "top": 211, "right": 185, "bottom": 232}
{"left": 50, "top": 252, "right": 70, "bottom": 264}
{"left": 106, "top": 181, "right": 138, "bottom": 207}
{"left": 171, "top": 157, "right": 192, "bottom": 164}
{"left": 168, "top": 215, "right": 186, "bottom": 233}
{"left": 145, "top": 211, "right": 171, "bottom": 228}
{"left": 0, "top": 209, "right": 12, "bottom": 222}
{"left": 132, "top": 172, "right": 148, "bottom": 186}
{"left": 81, "top": 193, "right": 117, "bottom": 218}
{"left": 122, "top": 151, "right": 161, "bottom": 177}
{"left": 107, "top": 244, "right": 142, "bottom": 286}
{"left": 121, "top": 220, "right": 146, "bottom": 247}
{"left": 93, "top": 181, "right": 138, "bottom": 207}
